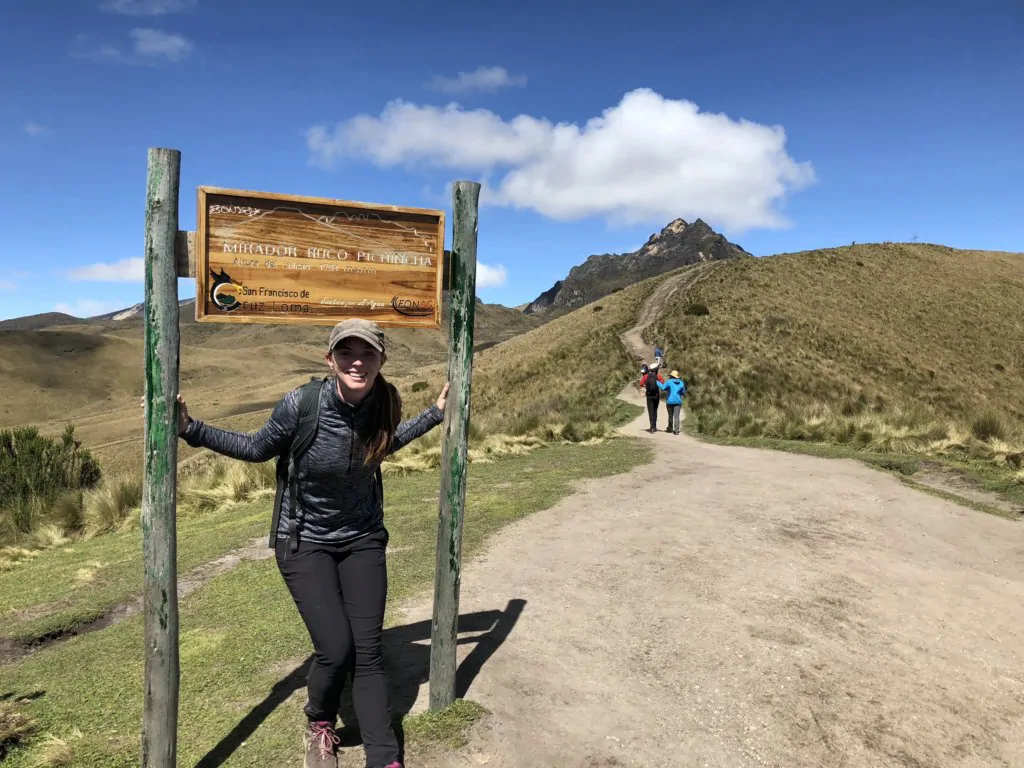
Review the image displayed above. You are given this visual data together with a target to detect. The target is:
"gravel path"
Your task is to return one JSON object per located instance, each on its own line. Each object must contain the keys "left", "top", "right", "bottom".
{"left": 395, "top": 391, "right": 1023, "bottom": 767}
{"left": 386, "top": 268, "right": 1024, "bottom": 767}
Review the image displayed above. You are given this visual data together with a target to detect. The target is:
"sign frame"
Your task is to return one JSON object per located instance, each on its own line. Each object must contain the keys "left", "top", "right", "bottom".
{"left": 194, "top": 185, "right": 445, "bottom": 329}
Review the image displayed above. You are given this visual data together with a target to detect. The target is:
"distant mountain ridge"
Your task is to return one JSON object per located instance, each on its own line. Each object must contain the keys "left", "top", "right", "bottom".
{"left": 524, "top": 217, "right": 749, "bottom": 317}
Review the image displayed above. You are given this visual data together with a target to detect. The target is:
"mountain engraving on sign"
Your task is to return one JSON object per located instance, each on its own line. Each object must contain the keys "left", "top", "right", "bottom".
{"left": 195, "top": 186, "right": 445, "bottom": 328}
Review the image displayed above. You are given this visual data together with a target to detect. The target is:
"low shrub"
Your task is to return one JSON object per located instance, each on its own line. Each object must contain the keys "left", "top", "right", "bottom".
{"left": 0, "top": 425, "right": 102, "bottom": 542}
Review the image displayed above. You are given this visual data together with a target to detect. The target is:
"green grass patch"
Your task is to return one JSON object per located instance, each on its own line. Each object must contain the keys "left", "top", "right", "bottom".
{"left": 402, "top": 699, "right": 490, "bottom": 749}
{"left": 1, "top": 501, "right": 271, "bottom": 646}
{"left": 0, "top": 438, "right": 652, "bottom": 767}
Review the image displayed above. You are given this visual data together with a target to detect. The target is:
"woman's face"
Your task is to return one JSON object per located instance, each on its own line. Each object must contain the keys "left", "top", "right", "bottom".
{"left": 326, "top": 338, "right": 385, "bottom": 402}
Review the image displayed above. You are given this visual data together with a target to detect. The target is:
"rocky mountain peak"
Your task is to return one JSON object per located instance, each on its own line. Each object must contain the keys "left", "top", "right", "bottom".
{"left": 523, "top": 216, "right": 748, "bottom": 317}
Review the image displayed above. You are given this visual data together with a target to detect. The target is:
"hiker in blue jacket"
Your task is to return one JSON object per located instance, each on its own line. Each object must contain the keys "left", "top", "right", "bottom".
{"left": 175, "top": 318, "right": 447, "bottom": 768}
{"left": 657, "top": 369, "right": 687, "bottom": 435}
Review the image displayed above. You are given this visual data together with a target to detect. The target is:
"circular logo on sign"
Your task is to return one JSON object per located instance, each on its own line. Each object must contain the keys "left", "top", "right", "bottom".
{"left": 210, "top": 269, "right": 243, "bottom": 312}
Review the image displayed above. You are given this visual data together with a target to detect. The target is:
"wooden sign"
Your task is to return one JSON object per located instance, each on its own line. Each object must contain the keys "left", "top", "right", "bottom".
{"left": 195, "top": 186, "right": 445, "bottom": 328}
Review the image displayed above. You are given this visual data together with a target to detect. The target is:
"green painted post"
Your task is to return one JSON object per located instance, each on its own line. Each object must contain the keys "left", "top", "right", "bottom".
{"left": 141, "top": 147, "right": 181, "bottom": 768}
{"left": 428, "top": 180, "right": 480, "bottom": 710}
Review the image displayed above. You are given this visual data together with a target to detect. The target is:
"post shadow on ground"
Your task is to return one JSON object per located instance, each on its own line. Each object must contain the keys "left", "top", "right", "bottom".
{"left": 193, "top": 598, "right": 526, "bottom": 768}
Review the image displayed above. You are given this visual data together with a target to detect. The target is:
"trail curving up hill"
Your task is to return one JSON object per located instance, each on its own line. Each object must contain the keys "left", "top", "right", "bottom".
{"left": 386, "top": 271, "right": 1024, "bottom": 768}
{"left": 619, "top": 261, "right": 718, "bottom": 366}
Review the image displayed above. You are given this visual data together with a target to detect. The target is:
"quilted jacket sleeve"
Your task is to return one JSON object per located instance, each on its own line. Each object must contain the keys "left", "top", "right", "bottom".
{"left": 180, "top": 389, "right": 299, "bottom": 462}
{"left": 388, "top": 405, "right": 444, "bottom": 455}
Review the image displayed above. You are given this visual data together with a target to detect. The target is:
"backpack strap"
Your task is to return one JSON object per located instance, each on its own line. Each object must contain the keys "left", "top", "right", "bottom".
{"left": 269, "top": 376, "right": 325, "bottom": 551}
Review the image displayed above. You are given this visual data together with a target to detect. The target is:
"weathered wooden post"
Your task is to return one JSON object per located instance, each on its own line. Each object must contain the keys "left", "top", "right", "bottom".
{"left": 428, "top": 180, "right": 480, "bottom": 710}
{"left": 141, "top": 147, "right": 181, "bottom": 767}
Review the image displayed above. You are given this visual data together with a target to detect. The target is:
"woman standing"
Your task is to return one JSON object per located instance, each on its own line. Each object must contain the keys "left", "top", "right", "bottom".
{"left": 177, "top": 318, "right": 448, "bottom": 768}
{"left": 657, "top": 370, "right": 687, "bottom": 435}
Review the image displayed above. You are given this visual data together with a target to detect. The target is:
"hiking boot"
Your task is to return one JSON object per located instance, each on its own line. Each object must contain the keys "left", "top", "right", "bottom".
{"left": 303, "top": 720, "right": 340, "bottom": 767}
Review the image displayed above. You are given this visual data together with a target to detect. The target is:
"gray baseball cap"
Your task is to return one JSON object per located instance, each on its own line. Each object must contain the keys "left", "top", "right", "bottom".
{"left": 327, "top": 318, "right": 385, "bottom": 354}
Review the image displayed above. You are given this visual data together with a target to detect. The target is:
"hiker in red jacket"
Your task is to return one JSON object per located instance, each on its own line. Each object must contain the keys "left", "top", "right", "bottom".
{"left": 638, "top": 363, "right": 665, "bottom": 433}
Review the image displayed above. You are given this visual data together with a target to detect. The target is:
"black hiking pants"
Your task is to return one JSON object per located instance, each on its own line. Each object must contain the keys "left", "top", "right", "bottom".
{"left": 646, "top": 396, "right": 660, "bottom": 431}
{"left": 275, "top": 529, "right": 398, "bottom": 767}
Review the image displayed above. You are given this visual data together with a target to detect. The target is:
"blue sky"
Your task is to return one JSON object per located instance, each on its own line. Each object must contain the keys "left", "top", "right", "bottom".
{"left": 1, "top": 0, "right": 1021, "bottom": 320}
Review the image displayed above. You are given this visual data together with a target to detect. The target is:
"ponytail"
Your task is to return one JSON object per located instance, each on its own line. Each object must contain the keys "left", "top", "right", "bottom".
{"left": 363, "top": 373, "right": 402, "bottom": 465}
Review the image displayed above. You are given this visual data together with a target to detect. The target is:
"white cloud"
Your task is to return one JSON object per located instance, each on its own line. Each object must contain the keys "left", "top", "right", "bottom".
{"left": 99, "top": 0, "right": 196, "bottom": 15}
{"left": 307, "top": 88, "right": 816, "bottom": 232}
{"left": 476, "top": 263, "right": 507, "bottom": 289}
{"left": 430, "top": 66, "right": 527, "bottom": 94}
{"left": 129, "top": 28, "right": 193, "bottom": 61}
{"left": 308, "top": 102, "right": 548, "bottom": 170}
{"left": 68, "top": 258, "right": 144, "bottom": 282}
{"left": 72, "top": 28, "right": 193, "bottom": 64}
{"left": 55, "top": 299, "right": 125, "bottom": 318}
{"left": 23, "top": 122, "right": 51, "bottom": 137}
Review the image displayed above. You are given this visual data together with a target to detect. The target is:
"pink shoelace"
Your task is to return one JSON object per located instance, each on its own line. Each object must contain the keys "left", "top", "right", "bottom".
{"left": 308, "top": 721, "right": 340, "bottom": 759}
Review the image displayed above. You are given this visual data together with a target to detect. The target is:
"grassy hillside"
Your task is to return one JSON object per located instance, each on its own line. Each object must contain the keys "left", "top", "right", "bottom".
{"left": 6, "top": 240, "right": 1022, "bottom": 536}
{"left": 646, "top": 243, "right": 1024, "bottom": 470}
{"left": 0, "top": 313, "right": 85, "bottom": 332}
{"left": 387, "top": 283, "right": 653, "bottom": 436}
{"left": 0, "top": 300, "right": 539, "bottom": 472}
{"left": 212, "top": 280, "right": 655, "bottom": 475}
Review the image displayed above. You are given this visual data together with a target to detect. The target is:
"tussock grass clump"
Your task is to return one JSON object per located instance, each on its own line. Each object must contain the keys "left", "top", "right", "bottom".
{"left": 0, "top": 699, "right": 36, "bottom": 760}
{"left": 31, "top": 733, "right": 77, "bottom": 766}
{"left": 177, "top": 459, "right": 276, "bottom": 517}
{"left": 970, "top": 410, "right": 1007, "bottom": 442}
{"left": 82, "top": 475, "right": 143, "bottom": 537}
{"left": 0, "top": 546, "right": 41, "bottom": 573}
{"left": 0, "top": 457, "right": 280, "bottom": 568}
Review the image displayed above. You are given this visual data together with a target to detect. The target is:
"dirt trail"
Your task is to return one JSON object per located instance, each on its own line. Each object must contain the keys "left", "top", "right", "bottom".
{"left": 386, "top": 272, "right": 1024, "bottom": 768}
{"left": 620, "top": 261, "right": 717, "bottom": 366}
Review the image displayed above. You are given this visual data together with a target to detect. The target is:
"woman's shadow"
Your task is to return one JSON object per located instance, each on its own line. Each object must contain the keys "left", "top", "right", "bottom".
{"left": 194, "top": 598, "right": 525, "bottom": 768}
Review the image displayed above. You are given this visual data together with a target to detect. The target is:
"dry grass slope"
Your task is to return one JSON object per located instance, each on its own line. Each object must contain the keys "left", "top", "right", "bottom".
{"left": 6, "top": 241, "right": 1022, "bottom": 547}
{"left": 0, "top": 283, "right": 648, "bottom": 547}
{"left": 0, "top": 300, "right": 539, "bottom": 473}
{"left": 157, "top": 278, "right": 655, "bottom": 478}
{"left": 383, "top": 278, "right": 657, "bottom": 470}
{"left": 646, "top": 243, "right": 1024, "bottom": 477}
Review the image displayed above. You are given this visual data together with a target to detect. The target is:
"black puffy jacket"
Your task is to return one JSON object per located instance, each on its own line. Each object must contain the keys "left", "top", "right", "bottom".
{"left": 181, "top": 378, "right": 443, "bottom": 545}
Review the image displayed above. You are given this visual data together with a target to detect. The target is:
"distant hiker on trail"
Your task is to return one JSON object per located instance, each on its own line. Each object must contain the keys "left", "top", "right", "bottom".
{"left": 175, "top": 318, "right": 448, "bottom": 768}
{"left": 657, "top": 370, "right": 687, "bottom": 435}
{"left": 653, "top": 345, "right": 664, "bottom": 367}
{"left": 639, "top": 363, "right": 665, "bottom": 433}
